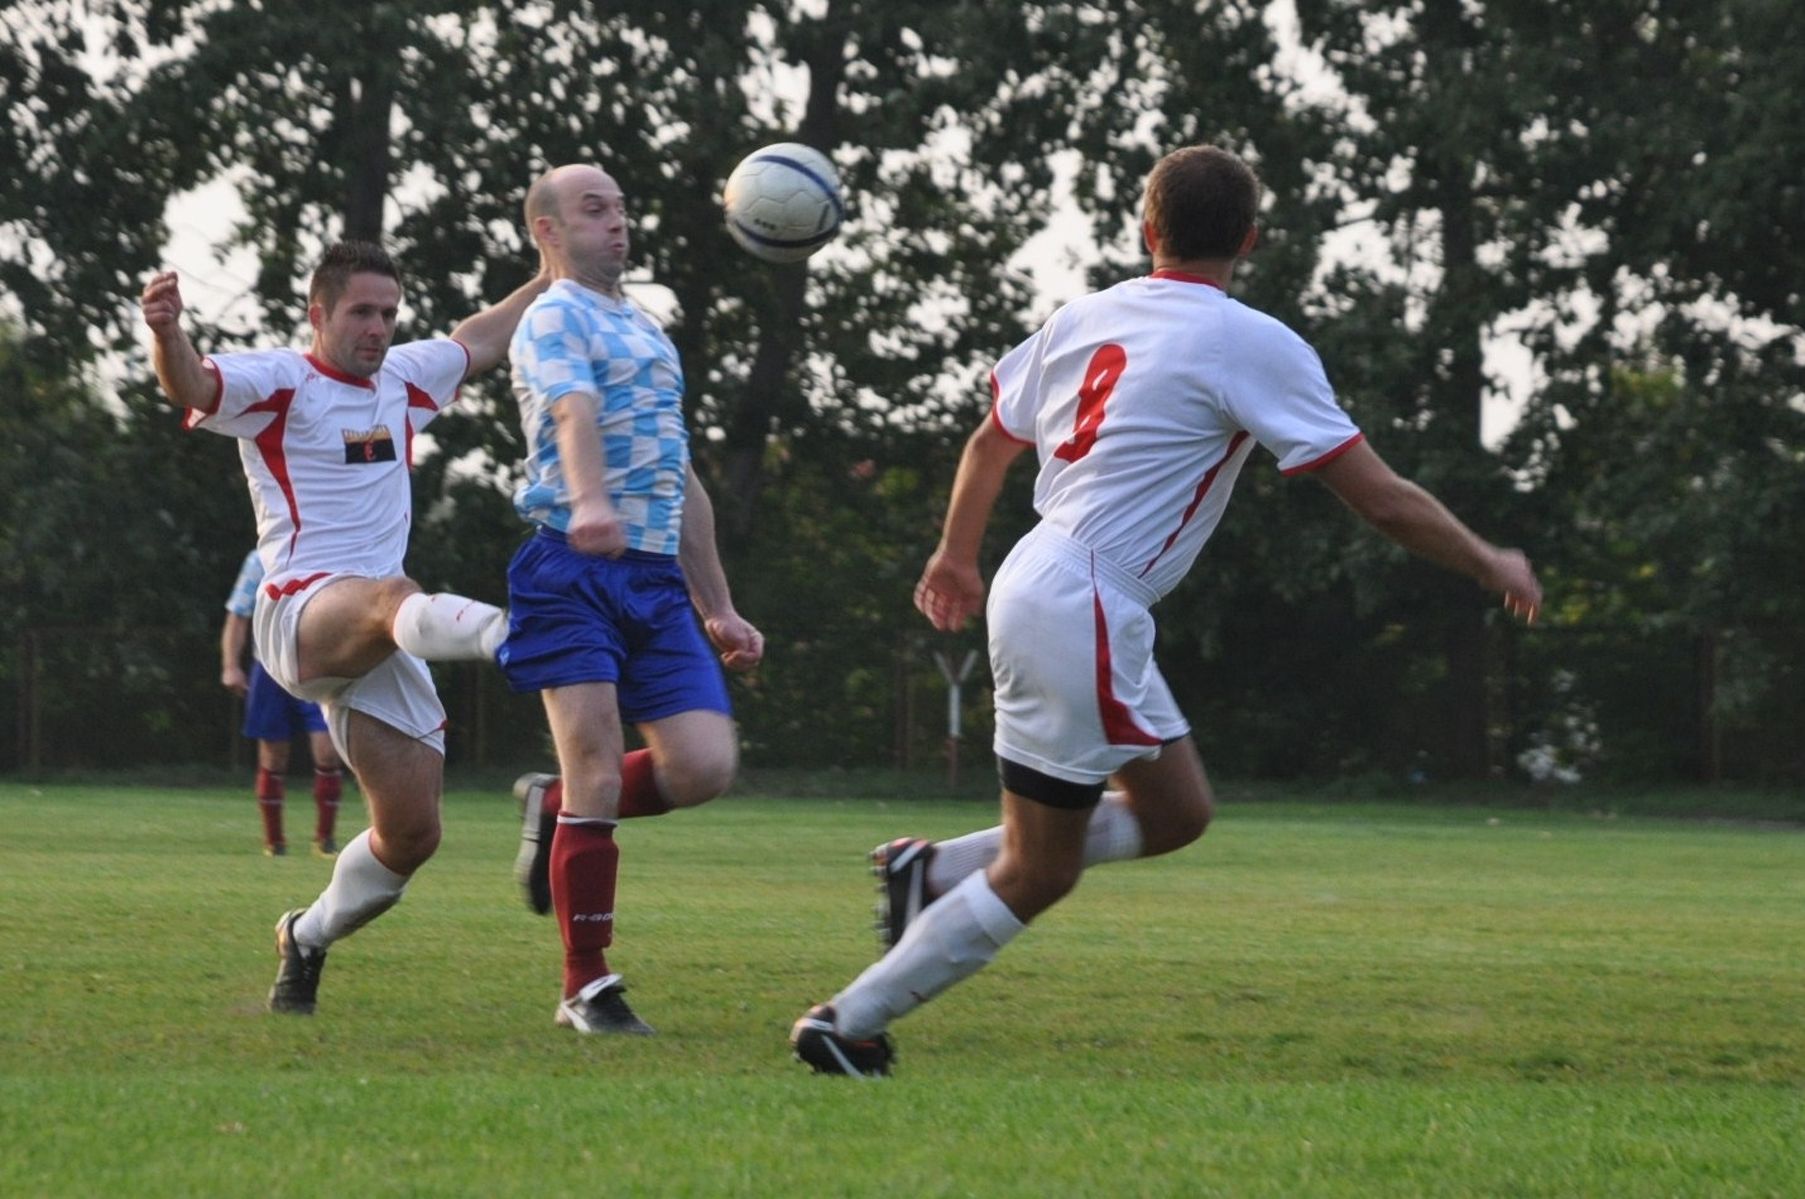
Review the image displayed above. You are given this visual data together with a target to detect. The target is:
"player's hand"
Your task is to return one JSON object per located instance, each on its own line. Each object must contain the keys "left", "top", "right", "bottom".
{"left": 567, "top": 498, "right": 627, "bottom": 558}
{"left": 914, "top": 550, "right": 986, "bottom": 632}
{"left": 704, "top": 612, "right": 765, "bottom": 672}
{"left": 221, "top": 664, "right": 249, "bottom": 697}
{"left": 1482, "top": 547, "right": 1542, "bottom": 624}
{"left": 140, "top": 271, "right": 185, "bottom": 334}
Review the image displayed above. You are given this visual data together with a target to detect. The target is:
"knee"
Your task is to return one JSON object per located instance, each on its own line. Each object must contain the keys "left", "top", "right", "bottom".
{"left": 1138, "top": 786, "right": 1213, "bottom": 856}
{"left": 377, "top": 813, "right": 441, "bottom": 873}
{"left": 659, "top": 740, "right": 739, "bottom": 808}
{"left": 375, "top": 576, "right": 425, "bottom": 631}
{"left": 1174, "top": 788, "right": 1214, "bottom": 847}
{"left": 990, "top": 855, "right": 1083, "bottom": 922}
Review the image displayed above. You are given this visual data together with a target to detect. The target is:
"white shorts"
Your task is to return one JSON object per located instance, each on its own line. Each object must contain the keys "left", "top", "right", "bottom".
{"left": 987, "top": 523, "right": 1189, "bottom": 784}
{"left": 253, "top": 570, "right": 447, "bottom": 761}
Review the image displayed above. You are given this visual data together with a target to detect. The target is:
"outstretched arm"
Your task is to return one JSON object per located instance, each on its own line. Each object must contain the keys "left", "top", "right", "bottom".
{"left": 1314, "top": 440, "right": 1541, "bottom": 622}
{"left": 915, "top": 414, "right": 1032, "bottom": 632}
{"left": 679, "top": 464, "right": 763, "bottom": 672}
{"left": 140, "top": 271, "right": 217, "bottom": 410}
{"left": 449, "top": 255, "right": 554, "bottom": 377}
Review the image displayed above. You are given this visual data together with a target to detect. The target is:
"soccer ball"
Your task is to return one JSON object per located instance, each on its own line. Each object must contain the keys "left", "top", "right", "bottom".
{"left": 722, "top": 143, "right": 844, "bottom": 264}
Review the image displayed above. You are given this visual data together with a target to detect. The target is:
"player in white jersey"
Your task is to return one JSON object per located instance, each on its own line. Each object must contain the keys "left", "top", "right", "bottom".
{"left": 140, "top": 240, "right": 551, "bottom": 1015}
{"left": 495, "top": 163, "right": 764, "bottom": 1036}
{"left": 792, "top": 145, "right": 1543, "bottom": 1076}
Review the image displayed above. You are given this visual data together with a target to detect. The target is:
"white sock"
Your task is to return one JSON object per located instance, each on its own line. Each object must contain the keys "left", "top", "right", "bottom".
{"left": 390, "top": 592, "right": 508, "bottom": 661}
{"left": 292, "top": 829, "right": 409, "bottom": 949}
{"left": 833, "top": 871, "right": 1025, "bottom": 1039}
{"left": 926, "top": 791, "right": 1144, "bottom": 895}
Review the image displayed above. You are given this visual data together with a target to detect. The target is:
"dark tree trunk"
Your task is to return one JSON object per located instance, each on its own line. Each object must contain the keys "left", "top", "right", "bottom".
{"left": 718, "top": 6, "right": 848, "bottom": 540}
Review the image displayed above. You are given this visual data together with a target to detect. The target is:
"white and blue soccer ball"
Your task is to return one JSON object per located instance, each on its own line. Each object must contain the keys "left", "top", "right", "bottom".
{"left": 722, "top": 143, "right": 844, "bottom": 264}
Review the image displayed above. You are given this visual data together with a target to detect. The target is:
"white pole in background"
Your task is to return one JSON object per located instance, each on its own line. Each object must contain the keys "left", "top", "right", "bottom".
{"left": 933, "top": 649, "right": 978, "bottom": 789}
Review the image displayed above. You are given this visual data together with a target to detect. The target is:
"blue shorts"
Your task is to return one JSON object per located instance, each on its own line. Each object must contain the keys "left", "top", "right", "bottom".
{"left": 498, "top": 529, "right": 731, "bottom": 723}
{"left": 242, "top": 660, "right": 328, "bottom": 741}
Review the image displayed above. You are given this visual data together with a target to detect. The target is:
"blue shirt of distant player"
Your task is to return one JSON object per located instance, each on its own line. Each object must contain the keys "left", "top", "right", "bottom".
{"left": 224, "top": 550, "right": 264, "bottom": 635}
{"left": 509, "top": 279, "right": 688, "bottom": 555}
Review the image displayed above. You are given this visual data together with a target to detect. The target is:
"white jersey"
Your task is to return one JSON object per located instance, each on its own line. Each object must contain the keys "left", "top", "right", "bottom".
{"left": 991, "top": 270, "right": 1362, "bottom": 601}
{"left": 183, "top": 341, "right": 470, "bottom": 586}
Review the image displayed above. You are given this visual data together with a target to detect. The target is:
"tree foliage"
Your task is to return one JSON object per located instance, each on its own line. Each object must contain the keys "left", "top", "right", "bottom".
{"left": 1, "top": 0, "right": 1799, "bottom": 780}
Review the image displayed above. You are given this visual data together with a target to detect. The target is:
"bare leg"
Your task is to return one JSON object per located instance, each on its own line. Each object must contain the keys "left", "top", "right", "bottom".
{"left": 637, "top": 708, "right": 738, "bottom": 809}
{"left": 925, "top": 736, "right": 1215, "bottom": 895}
{"left": 292, "top": 710, "right": 441, "bottom": 949}
{"left": 296, "top": 577, "right": 422, "bottom": 682}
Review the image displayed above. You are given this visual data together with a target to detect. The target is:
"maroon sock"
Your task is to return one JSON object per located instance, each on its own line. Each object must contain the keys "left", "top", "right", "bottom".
{"left": 542, "top": 777, "right": 564, "bottom": 819}
{"left": 313, "top": 768, "right": 342, "bottom": 840}
{"left": 256, "top": 767, "right": 285, "bottom": 849}
{"left": 551, "top": 818, "right": 619, "bottom": 998}
{"left": 618, "top": 750, "right": 673, "bottom": 819}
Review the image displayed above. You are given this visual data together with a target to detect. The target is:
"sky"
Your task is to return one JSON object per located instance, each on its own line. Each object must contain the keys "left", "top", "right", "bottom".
{"left": 132, "top": 0, "right": 1555, "bottom": 446}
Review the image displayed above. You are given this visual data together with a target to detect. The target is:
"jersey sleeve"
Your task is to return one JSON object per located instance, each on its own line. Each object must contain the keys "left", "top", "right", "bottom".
{"left": 223, "top": 550, "right": 264, "bottom": 616}
{"left": 515, "top": 299, "right": 602, "bottom": 409}
{"left": 989, "top": 322, "right": 1051, "bottom": 444}
{"left": 1222, "top": 318, "right": 1363, "bottom": 475}
{"left": 184, "top": 348, "right": 303, "bottom": 437}
{"left": 383, "top": 338, "right": 472, "bottom": 432}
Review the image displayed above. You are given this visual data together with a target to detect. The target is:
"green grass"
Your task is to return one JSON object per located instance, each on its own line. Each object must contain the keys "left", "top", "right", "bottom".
{"left": 2, "top": 782, "right": 1801, "bottom": 1196}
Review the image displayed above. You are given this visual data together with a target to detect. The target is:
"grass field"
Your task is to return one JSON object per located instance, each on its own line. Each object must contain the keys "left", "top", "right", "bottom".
{"left": 2, "top": 780, "right": 1801, "bottom": 1196}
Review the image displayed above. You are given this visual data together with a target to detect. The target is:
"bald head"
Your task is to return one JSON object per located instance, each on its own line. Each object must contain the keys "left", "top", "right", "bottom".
{"left": 525, "top": 164, "right": 610, "bottom": 231}
{"left": 526, "top": 163, "right": 630, "bottom": 294}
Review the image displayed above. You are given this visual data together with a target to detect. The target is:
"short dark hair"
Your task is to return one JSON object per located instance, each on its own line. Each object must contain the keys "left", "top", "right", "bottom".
{"left": 308, "top": 240, "right": 401, "bottom": 313}
{"left": 1143, "top": 146, "right": 1261, "bottom": 261}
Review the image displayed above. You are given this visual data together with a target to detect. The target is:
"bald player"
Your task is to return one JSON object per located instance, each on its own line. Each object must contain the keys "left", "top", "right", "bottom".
{"left": 498, "top": 164, "right": 764, "bottom": 1036}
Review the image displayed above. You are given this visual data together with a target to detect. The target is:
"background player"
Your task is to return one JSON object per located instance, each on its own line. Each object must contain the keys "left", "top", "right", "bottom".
{"left": 791, "top": 145, "right": 1542, "bottom": 1076}
{"left": 499, "top": 163, "right": 764, "bottom": 1035}
{"left": 140, "top": 239, "right": 549, "bottom": 1015}
{"left": 221, "top": 547, "right": 346, "bottom": 857}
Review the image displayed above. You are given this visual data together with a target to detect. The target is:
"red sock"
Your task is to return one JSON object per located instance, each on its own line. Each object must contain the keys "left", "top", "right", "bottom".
{"left": 552, "top": 818, "right": 619, "bottom": 998}
{"left": 618, "top": 750, "right": 673, "bottom": 819}
{"left": 256, "top": 767, "right": 285, "bottom": 849}
{"left": 313, "top": 768, "right": 342, "bottom": 840}
{"left": 539, "top": 755, "right": 669, "bottom": 822}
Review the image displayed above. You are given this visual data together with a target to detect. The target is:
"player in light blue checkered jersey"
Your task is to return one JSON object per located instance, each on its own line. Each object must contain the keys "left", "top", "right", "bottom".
{"left": 499, "top": 162, "right": 766, "bottom": 1037}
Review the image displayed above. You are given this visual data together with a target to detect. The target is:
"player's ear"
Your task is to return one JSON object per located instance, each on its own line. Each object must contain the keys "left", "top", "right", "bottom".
{"left": 1239, "top": 224, "right": 1259, "bottom": 256}
{"left": 306, "top": 301, "right": 325, "bottom": 335}
{"left": 1142, "top": 219, "right": 1160, "bottom": 257}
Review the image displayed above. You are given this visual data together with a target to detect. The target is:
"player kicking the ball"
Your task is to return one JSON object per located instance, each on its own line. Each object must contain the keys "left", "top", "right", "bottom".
{"left": 791, "top": 145, "right": 1542, "bottom": 1077}
{"left": 141, "top": 240, "right": 549, "bottom": 1015}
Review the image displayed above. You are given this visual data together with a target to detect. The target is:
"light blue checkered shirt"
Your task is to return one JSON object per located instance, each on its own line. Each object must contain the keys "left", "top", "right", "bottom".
{"left": 223, "top": 549, "right": 263, "bottom": 618}
{"left": 509, "top": 279, "right": 689, "bottom": 554}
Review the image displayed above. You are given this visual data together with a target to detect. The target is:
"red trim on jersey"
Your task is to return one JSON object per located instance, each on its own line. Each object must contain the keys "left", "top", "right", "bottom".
{"left": 987, "top": 373, "right": 1033, "bottom": 445}
{"left": 403, "top": 382, "right": 439, "bottom": 470}
{"left": 263, "top": 571, "right": 333, "bottom": 601}
{"left": 1140, "top": 431, "right": 1251, "bottom": 577}
{"left": 244, "top": 389, "right": 303, "bottom": 560}
{"left": 1281, "top": 431, "right": 1366, "bottom": 476}
{"left": 304, "top": 353, "right": 376, "bottom": 390}
{"left": 1150, "top": 269, "right": 1226, "bottom": 291}
{"left": 1092, "top": 581, "right": 1161, "bottom": 747}
{"left": 180, "top": 360, "right": 227, "bottom": 429}
{"left": 450, "top": 337, "right": 473, "bottom": 383}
